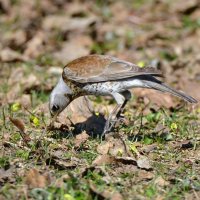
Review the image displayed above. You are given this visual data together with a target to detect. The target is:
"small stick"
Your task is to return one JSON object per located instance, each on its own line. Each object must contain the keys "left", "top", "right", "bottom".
{"left": 2, "top": 107, "right": 6, "bottom": 129}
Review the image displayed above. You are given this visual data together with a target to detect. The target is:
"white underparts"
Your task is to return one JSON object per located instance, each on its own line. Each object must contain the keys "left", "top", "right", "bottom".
{"left": 82, "top": 78, "right": 145, "bottom": 96}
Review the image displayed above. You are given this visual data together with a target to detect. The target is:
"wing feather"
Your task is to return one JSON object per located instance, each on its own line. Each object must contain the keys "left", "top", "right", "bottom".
{"left": 63, "top": 55, "right": 162, "bottom": 83}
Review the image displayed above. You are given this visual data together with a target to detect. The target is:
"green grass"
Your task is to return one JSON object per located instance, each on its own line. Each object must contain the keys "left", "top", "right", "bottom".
{"left": 0, "top": 1, "right": 200, "bottom": 199}
{"left": 0, "top": 65, "right": 199, "bottom": 199}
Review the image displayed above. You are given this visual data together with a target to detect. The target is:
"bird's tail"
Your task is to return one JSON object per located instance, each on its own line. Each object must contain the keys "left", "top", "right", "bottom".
{"left": 138, "top": 76, "right": 197, "bottom": 103}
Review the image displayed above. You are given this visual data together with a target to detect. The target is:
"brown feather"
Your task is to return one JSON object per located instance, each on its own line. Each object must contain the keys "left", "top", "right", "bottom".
{"left": 63, "top": 55, "right": 162, "bottom": 83}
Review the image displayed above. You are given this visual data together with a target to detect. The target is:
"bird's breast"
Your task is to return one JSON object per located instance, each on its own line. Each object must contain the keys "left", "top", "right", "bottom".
{"left": 82, "top": 81, "right": 123, "bottom": 95}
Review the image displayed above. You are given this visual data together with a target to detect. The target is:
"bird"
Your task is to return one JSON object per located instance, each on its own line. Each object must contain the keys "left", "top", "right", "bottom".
{"left": 49, "top": 54, "right": 197, "bottom": 135}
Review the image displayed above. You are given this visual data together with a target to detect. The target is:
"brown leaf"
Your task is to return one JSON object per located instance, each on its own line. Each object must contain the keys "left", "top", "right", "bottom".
{"left": 170, "top": 140, "right": 193, "bottom": 149}
{"left": 8, "top": 67, "right": 24, "bottom": 86}
{"left": 0, "top": 0, "right": 10, "bottom": 13}
{"left": 57, "top": 96, "right": 94, "bottom": 125}
{"left": 178, "top": 79, "right": 200, "bottom": 103}
{"left": 115, "top": 157, "right": 138, "bottom": 165}
{"left": 25, "top": 169, "right": 49, "bottom": 188}
{"left": 172, "top": 0, "right": 199, "bottom": 14}
{"left": 154, "top": 176, "right": 169, "bottom": 187}
{"left": 74, "top": 131, "right": 89, "bottom": 148}
{"left": 141, "top": 144, "right": 157, "bottom": 153}
{"left": 110, "top": 192, "right": 124, "bottom": 200}
{"left": 54, "top": 174, "right": 70, "bottom": 187}
{"left": 53, "top": 36, "right": 92, "bottom": 64}
{"left": 21, "top": 74, "right": 40, "bottom": 92}
{"left": 92, "top": 155, "right": 116, "bottom": 166}
{"left": 134, "top": 88, "right": 177, "bottom": 108}
{"left": 89, "top": 181, "right": 124, "bottom": 200}
{"left": 24, "top": 31, "right": 45, "bottom": 59}
{"left": 18, "top": 94, "right": 31, "bottom": 108}
{"left": 137, "top": 156, "right": 152, "bottom": 170}
{"left": 0, "top": 48, "right": 27, "bottom": 62}
{"left": 3, "top": 30, "right": 27, "bottom": 48}
{"left": 137, "top": 170, "right": 154, "bottom": 181}
{"left": 9, "top": 117, "right": 25, "bottom": 133}
{"left": 97, "top": 142, "right": 113, "bottom": 155}
{"left": 108, "top": 138, "right": 128, "bottom": 157}
{"left": 46, "top": 157, "right": 78, "bottom": 170}
{"left": 9, "top": 117, "right": 31, "bottom": 144}
{"left": 42, "top": 15, "right": 97, "bottom": 32}
{"left": 6, "top": 84, "right": 21, "bottom": 103}
{"left": 92, "top": 154, "right": 152, "bottom": 171}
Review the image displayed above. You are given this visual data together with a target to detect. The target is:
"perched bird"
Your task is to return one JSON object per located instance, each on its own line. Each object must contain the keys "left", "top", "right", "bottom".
{"left": 49, "top": 55, "right": 197, "bottom": 134}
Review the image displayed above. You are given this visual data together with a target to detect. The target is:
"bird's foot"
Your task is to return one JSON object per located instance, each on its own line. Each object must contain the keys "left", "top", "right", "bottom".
{"left": 115, "top": 116, "right": 129, "bottom": 127}
{"left": 101, "top": 117, "right": 125, "bottom": 139}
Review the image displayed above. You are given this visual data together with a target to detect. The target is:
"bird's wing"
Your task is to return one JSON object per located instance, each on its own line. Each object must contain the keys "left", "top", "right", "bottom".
{"left": 63, "top": 55, "right": 162, "bottom": 83}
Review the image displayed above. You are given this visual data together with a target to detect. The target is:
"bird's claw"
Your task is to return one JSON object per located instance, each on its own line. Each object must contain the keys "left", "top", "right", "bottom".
{"left": 101, "top": 117, "right": 125, "bottom": 139}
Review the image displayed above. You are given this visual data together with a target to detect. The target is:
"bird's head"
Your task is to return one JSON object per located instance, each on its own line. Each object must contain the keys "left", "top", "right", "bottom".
{"left": 49, "top": 93, "right": 71, "bottom": 117}
{"left": 49, "top": 77, "right": 72, "bottom": 119}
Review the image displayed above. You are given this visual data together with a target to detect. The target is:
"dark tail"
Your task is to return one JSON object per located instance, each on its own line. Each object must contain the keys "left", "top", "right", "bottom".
{"left": 138, "top": 76, "right": 197, "bottom": 103}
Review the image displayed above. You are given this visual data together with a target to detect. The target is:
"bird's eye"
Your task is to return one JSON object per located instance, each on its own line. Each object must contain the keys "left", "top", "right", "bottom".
{"left": 52, "top": 105, "right": 60, "bottom": 112}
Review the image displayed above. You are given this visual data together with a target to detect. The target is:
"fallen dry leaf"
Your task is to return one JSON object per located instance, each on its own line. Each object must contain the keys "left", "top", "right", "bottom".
{"left": 110, "top": 192, "right": 124, "bottom": 200}
{"left": 89, "top": 181, "right": 124, "bottom": 200}
{"left": 9, "top": 117, "right": 25, "bottom": 133}
{"left": 0, "top": 168, "right": 16, "bottom": 185}
{"left": 109, "top": 138, "right": 127, "bottom": 157}
{"left": 154, "top": 176, "right": 169, "bottom": 187}
{"left": 97, "top": 142, "right": 113, "bottom": 155}
{"left": 171, "top": 0, "right": 199, "bottom": 14}
{"left": 6, "top": 84, "right": 21, "bottom": 103}
{"left": 24, "top": 31, "right": 45, "bottom": 59}
{"left": 178, "top": 79, "right": 200, "bottom": 103}
{"left": 25, "top": 168, "right": 49, "bottom": 188}
{"left": 53, "top": 36, "right": 92, "bottom": 64}
{"left": 92, "top": 155, "right": 116, "bottom": 166}
{"left": 8, "top": 68, "right": 24, "bottom": 86}
{"left": 92, "top": 154, "right": 152, "bottom": 171}
{"left": 9, "top": 117, "right": 31, "bottom": 145}
{"left": 133, "top": 88, "right": 177, "bottom": 108}
{"left": 54, "top": 174, "right": 70, "bottom": 187}
{"left": 140, "top": 144, "right": 157, "bottom": 153}
{"left": 18, "top": 94, "right": 31, "bottom": 108}
{"left": 137, "top": 156, "right": 152, "bottom": 170}
{"left": 137, "top": 170, "right": 154, "bottom": 181}
{"left": 115, "top": 156, "right": 138, "bottom": 165}
{"left": 0, "top": 48, "right": 27, "bottom": 62}
{"left": 42, "top": 15, "right": 97, "bottom": 32}
{"left": 0, "top": 0, "right": 10, "bottom": 13}
{"left": 170, "top": 140, "right": 194, "bottom": 149}
{"left": 74, "top": 131, "right": 89, "bottom": 148}
{"left": 46, "top": 157, "right": 78, "bottom": 170}
{"left": 21, "top": 74, "right": 40, "bottom": 92}
{"left": 3, "top": 29, "right": 27, "bottom": 49}
{"left": 57, "top": 96, "right": 93, "bottom": 125}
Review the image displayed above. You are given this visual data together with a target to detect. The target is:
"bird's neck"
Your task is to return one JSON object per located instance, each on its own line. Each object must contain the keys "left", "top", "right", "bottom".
{"left": 53, "top": 76, "right": 72, "bottom": 95}
{"left": 59, "top": 76, "right": 86, "bottom": 99}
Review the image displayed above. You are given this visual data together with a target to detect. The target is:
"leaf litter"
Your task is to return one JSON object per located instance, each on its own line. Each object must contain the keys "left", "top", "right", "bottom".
{"left": 0, "top": 0, "right": 200, "bottom": 199}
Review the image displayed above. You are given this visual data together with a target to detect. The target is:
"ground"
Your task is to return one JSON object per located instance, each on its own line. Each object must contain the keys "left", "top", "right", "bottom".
{"left": 0, "top": 0, "right": 200, "bottom": 199}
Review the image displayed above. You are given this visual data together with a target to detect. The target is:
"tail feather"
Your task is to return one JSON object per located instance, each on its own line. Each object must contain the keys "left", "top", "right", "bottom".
{"left": 141, "top": 78, "right": 197, "bottom": 104}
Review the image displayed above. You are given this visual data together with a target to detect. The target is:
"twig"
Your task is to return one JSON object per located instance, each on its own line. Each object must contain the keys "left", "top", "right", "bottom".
{"left": 2, "top": 107, "right": 6, "bottom": 129}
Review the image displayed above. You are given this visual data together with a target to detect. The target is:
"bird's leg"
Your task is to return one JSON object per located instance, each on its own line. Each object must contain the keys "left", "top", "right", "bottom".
{"left": 102, "top": 91, "right": 131, "bottom": 136}
{"left": 116, "top": 90, "right": 131, "bottom": 119}
{"left": 103, "top": 103, "right": 123, "bottom": 135}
